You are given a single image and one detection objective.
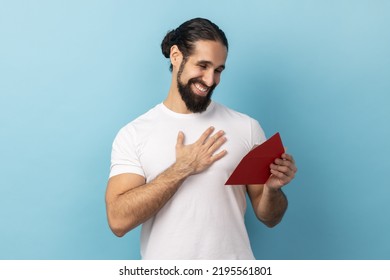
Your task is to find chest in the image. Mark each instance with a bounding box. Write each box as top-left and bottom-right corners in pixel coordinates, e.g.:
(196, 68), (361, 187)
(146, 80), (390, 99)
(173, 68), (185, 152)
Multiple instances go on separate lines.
(137, 120), (252, 182)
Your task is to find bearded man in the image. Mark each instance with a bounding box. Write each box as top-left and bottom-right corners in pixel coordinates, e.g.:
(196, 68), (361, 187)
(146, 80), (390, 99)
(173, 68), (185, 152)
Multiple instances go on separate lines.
(105, 18), (297, 259)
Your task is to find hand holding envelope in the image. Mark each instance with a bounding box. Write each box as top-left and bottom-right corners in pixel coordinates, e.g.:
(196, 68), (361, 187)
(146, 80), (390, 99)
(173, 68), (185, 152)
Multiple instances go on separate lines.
(225, 133), (288, 185)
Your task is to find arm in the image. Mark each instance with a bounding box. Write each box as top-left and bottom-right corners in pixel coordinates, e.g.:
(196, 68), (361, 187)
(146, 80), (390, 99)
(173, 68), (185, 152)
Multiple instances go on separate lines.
(105, 126), (227, 237)
(247, 153), (297, 228)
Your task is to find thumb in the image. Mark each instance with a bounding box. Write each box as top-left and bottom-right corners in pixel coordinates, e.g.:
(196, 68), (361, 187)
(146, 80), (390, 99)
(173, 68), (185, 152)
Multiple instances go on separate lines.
(176, 131), (184, 147)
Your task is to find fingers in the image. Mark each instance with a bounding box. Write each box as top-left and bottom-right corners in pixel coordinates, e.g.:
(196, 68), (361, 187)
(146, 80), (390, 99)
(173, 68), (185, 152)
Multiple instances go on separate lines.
(197, 126), (215, 144)
(208, 130), (226, 148)
(178, 127), (226, 151)
(270, 153), (297, 179)
(275, 154), (296, 169)
(281, 153), (295, 164)
(176, 127), (227, 175)
(197, 126), (226, 144)
(270, 164), (294, 178)
(210, 149), (228, 162)
(205, 131), (227, 165)
(195, 127), (228, 161)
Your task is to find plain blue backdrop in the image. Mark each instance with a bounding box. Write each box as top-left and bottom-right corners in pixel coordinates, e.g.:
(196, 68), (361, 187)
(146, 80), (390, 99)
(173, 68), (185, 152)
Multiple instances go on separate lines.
(1, 0), (389, 259)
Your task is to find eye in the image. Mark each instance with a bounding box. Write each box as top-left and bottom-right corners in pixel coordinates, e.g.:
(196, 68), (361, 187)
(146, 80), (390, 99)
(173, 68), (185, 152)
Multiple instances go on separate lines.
(199, 64), (207, 69)
(215, 68), (224, 74)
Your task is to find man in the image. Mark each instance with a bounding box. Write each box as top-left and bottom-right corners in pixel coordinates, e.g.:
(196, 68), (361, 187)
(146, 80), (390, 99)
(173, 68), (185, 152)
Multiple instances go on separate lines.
(105, 18), (297, 259)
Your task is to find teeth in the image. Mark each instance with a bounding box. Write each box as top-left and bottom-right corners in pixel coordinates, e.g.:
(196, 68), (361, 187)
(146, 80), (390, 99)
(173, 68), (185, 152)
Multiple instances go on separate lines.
(195, 83), (208, 92)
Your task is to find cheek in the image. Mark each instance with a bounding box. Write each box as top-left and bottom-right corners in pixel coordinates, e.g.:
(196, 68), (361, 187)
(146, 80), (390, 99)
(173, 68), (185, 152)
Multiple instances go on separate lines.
(183, 70), (203, 84)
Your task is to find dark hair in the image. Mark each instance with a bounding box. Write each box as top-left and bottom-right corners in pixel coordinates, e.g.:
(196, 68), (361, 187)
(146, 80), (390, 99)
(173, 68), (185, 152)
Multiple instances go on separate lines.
(161, 18), (229, 71)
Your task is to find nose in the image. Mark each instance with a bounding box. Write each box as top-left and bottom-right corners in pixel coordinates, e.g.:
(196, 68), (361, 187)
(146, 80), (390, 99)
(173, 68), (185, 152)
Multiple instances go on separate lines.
(203, 70), (217, 87)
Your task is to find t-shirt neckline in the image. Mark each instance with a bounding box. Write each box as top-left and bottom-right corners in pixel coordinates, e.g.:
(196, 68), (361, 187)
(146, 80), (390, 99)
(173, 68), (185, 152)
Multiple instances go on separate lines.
(159, 101), (215, 119)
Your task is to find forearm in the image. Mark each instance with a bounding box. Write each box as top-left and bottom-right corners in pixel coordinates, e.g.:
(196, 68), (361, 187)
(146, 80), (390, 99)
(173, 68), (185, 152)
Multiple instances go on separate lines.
(107, 162), (192, 236)
(255, 185), (288, 228)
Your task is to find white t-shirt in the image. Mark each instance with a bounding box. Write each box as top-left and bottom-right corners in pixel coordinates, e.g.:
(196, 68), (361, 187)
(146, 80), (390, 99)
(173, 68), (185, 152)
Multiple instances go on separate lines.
(110, 101), (266, 259)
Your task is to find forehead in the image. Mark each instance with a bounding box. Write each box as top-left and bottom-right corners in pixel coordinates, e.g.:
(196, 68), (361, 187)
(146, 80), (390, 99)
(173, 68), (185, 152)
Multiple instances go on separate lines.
(188, 40), (227, 66)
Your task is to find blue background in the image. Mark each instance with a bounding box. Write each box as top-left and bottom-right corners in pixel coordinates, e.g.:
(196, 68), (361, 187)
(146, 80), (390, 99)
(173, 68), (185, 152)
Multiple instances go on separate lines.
(1, 0), (389, 259)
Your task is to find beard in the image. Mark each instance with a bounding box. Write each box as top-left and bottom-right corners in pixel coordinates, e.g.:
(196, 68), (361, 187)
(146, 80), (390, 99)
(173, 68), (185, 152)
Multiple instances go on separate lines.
(177, 61), (216, 113)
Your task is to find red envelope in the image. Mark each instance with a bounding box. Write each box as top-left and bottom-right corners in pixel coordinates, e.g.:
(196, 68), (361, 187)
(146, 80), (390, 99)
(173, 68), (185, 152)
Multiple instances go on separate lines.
(225, 132), (284, 185)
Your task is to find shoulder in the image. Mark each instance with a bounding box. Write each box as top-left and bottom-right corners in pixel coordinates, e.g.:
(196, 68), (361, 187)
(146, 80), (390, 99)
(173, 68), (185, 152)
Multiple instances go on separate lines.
(114, 103), (163, 142)
(129, 103), (163, 126)
(121, 104), (162, 130)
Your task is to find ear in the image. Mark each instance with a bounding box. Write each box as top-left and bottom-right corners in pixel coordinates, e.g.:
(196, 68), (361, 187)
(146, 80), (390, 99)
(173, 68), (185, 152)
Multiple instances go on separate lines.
(170, 45), (183, 70)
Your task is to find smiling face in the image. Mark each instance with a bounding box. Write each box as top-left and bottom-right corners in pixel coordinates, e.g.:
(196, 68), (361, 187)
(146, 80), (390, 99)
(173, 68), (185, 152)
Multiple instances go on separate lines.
(176, 40), (227, 113)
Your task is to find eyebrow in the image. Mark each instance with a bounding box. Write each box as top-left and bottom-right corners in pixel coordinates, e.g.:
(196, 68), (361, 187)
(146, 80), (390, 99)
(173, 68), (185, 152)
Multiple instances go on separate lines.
(197, 60), (225, 70)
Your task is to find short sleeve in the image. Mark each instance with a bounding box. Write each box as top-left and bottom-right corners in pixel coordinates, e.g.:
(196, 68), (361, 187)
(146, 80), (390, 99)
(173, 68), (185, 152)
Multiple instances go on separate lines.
(109, 125), (145, 178)
(250, 118), (266, 147)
